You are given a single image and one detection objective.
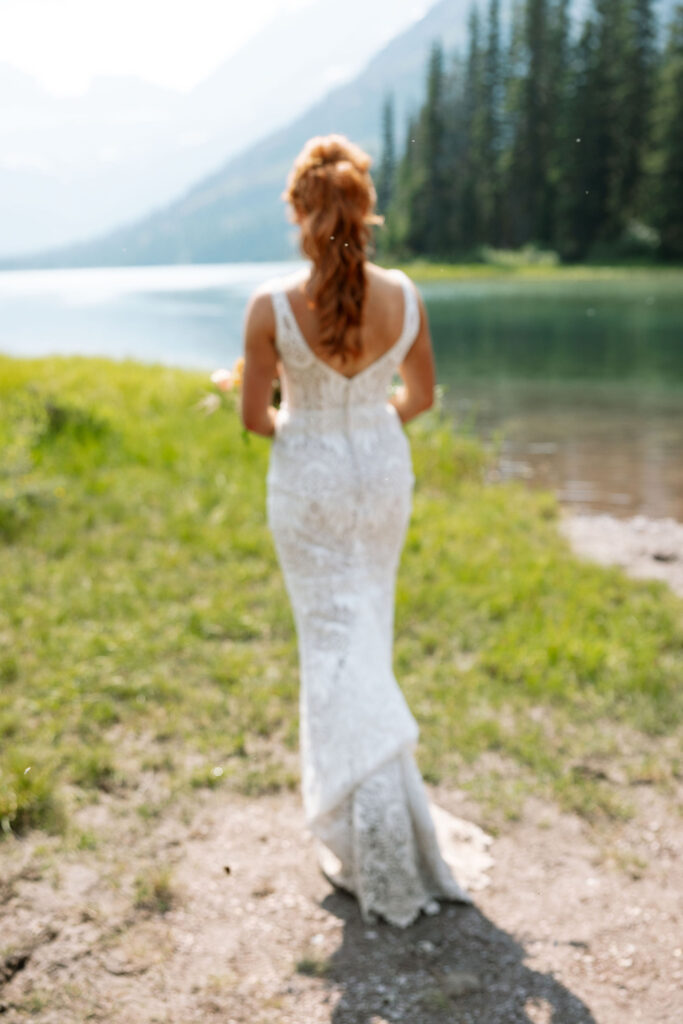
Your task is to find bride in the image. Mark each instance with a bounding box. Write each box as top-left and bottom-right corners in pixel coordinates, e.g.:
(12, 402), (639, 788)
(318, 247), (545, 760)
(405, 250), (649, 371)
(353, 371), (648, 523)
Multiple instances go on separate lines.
(240, 134), (471, 927)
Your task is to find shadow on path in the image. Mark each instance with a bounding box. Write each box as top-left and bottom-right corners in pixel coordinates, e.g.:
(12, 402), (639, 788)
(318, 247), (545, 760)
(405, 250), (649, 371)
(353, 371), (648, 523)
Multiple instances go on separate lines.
(313, 890), (597, 1024)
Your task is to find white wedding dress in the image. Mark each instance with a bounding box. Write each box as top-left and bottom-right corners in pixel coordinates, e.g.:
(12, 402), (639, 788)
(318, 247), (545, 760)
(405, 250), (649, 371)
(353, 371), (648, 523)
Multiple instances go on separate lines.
(266, 269), (471, 927)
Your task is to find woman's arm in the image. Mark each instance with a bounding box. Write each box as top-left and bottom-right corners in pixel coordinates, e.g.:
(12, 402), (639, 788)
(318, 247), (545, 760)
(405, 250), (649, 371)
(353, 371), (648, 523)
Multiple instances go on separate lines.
(389, 287), (436, 425)
(241, 289), (279, 437)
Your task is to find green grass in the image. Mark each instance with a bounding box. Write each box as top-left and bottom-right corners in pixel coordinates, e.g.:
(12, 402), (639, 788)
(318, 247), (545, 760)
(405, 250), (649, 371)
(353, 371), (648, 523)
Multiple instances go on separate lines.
(1, 354), (681, 836)
(390, 256), (683, 283)
(295, 955), (332, 978)
(133, 865), (176, 914)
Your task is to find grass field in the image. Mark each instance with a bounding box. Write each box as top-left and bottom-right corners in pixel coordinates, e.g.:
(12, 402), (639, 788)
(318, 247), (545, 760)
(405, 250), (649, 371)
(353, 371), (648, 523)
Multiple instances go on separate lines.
(392, 255), (683, 283)
(1, 355), (681, 841)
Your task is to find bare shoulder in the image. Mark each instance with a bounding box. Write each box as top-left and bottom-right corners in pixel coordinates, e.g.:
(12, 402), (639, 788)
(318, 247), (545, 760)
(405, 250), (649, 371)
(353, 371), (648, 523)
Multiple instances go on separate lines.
(246, 277), (280, 305)
(365, 262), (423, 311)
(243, 281), (279, 370)
(279, 267), (310, 295)
(364, 261), (406, 296)
(244, 279), (279, 333)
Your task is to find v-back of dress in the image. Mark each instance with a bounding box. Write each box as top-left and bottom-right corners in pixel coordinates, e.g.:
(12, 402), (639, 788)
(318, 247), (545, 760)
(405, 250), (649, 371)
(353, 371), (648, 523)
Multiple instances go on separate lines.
(266, 269), (470, 926)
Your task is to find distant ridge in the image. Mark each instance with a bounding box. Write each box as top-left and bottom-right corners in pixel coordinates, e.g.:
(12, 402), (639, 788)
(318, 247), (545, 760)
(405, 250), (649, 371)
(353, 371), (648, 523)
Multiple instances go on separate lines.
(0, 0), (470, 269)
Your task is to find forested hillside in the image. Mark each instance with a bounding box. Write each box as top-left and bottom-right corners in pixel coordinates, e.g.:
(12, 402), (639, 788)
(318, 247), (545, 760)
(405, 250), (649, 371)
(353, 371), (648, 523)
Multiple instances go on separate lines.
(379, 0), (683, 261)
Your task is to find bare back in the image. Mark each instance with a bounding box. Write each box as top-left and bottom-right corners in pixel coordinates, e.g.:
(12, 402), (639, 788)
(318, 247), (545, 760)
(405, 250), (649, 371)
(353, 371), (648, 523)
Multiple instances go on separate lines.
(283, 262), (411, 380)
(241, 262), (435, 434)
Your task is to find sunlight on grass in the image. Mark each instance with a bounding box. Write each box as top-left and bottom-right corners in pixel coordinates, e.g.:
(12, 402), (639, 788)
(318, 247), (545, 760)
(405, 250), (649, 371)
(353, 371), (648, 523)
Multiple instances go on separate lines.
(1, 354), (681, 837)
(393, 259), (683, 283)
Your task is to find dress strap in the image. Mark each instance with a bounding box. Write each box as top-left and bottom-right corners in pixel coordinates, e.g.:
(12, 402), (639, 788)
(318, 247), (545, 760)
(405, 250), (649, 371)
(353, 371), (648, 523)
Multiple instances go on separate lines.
(270, 283), (318, 367)
(270, 283), (306, 363)
(269, 285), (288, 357)
(391, 270), (421, 365)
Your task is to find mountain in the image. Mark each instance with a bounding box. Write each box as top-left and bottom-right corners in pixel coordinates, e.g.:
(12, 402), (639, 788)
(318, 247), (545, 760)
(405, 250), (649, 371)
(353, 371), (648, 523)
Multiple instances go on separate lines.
(0, 0), (428, 259)
(0, 66), (184, 257)
(1, 0), (471, 268)
(4, 0), (677, 269)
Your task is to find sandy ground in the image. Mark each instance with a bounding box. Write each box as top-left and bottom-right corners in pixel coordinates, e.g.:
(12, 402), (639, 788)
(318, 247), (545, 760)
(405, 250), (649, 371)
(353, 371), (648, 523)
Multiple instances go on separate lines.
(1, 770), (681, 1024)
(2, 508), (682, 1024)
(558, 511), (683, 598)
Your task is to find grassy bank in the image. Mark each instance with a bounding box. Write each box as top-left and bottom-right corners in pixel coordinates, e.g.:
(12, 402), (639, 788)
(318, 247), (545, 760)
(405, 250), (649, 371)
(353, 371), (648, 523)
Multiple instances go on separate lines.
(392, 257), (683, 283)
(1, 355), (681, 841)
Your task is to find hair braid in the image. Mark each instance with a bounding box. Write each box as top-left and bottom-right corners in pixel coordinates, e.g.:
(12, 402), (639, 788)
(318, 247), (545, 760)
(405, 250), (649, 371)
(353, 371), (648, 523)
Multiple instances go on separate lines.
(282, 135), (382, 362)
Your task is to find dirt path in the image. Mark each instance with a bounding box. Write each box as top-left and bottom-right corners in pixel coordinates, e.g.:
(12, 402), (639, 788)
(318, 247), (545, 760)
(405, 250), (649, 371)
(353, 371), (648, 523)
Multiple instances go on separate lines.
(1, 773), (681, 1023)
(2, 509), (682, 1023)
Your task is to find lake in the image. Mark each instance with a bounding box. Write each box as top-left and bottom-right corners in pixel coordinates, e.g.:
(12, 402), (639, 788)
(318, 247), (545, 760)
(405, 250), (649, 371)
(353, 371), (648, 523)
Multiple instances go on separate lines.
(1, 262), (682, 520)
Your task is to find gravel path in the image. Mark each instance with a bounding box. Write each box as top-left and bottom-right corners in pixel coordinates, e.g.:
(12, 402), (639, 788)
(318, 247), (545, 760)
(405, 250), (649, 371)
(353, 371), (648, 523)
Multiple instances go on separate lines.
(1, 776), (681, 1023)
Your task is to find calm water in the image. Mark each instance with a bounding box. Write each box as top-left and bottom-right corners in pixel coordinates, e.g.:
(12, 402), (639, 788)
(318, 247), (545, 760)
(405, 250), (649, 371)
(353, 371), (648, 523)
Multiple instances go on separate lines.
(1, 263), (682, 519)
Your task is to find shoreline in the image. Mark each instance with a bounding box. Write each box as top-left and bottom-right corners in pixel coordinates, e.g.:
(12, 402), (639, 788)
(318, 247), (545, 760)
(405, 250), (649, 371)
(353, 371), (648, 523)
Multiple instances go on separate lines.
(558, 508), (683, 598)
(395, 259), (683, 283)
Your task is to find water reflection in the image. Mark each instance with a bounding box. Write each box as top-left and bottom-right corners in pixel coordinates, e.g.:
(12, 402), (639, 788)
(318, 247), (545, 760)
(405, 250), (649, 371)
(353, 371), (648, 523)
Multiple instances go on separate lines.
(427, 276), (683, 520)
(426, 275), (683, 383)
(446, 380), (682, 519)
(0, 265), (681, 520)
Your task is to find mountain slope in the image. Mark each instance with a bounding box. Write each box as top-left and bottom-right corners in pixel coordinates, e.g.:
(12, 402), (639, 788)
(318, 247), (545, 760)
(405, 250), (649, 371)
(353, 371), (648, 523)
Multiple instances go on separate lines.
(0, 0), (428, 259)
(0, 67), (181, 257)
(2, 0), (470, 268)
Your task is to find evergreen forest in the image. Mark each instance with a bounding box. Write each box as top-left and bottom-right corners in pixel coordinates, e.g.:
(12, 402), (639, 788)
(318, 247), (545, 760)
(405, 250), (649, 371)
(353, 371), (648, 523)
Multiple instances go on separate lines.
(376, 0), (683, 262)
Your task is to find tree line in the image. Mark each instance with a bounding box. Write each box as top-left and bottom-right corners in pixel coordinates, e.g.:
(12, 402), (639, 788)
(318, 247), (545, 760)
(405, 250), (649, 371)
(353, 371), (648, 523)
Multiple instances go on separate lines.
(376, 0), (683, 262)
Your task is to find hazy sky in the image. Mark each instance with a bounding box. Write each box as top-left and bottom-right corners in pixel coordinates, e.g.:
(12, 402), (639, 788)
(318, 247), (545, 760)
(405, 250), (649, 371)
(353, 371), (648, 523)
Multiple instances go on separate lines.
(0, 0), (339, 95)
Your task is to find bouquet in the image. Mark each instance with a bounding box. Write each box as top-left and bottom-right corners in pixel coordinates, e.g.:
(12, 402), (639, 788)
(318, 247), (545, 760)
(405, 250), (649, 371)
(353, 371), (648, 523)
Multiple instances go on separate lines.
(210, 356), (245, 395)
(196, 356), (281, 434)
(195, 357), (245, 416)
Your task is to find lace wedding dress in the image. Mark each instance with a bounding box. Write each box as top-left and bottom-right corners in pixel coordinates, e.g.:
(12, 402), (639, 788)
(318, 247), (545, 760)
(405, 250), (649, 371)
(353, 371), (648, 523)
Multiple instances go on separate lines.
(266, 269), (471, 927)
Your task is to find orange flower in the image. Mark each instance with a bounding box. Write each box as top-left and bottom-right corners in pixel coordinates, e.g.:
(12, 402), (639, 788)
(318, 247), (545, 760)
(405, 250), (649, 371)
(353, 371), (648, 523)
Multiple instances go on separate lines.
(210, 355), (244, 393)
(232, 356), (245, 390)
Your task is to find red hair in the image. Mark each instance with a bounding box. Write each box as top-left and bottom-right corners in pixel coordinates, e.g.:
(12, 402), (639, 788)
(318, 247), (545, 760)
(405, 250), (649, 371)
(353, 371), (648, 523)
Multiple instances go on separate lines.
(283, 134), (382, 363)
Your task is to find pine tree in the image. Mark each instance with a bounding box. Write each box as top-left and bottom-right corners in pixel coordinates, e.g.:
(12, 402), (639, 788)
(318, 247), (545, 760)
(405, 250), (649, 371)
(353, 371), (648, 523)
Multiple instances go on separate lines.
(440, 52), (471, 252)
(503, 0), (555, 245)
(460, 5), (486, 249)
(384, 115), (420, 257)
(481, 0), (504, 244)
(650, 4), (683, 257)
(383, 0), (673, 262)
(499, 0), (526, 247)
(587, 0), (652, 247)
(554, 15), (601, 258)
(613, 0), (658, 232)
(421, 42), (450, 254)
(557, 0), (631, 254)
(546, 0), (573, 247)
(376, 94), (397, 215)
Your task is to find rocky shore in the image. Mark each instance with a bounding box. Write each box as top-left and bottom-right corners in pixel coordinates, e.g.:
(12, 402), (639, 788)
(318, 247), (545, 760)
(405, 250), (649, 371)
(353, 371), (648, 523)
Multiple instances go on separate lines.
(558, 511), (683, 598)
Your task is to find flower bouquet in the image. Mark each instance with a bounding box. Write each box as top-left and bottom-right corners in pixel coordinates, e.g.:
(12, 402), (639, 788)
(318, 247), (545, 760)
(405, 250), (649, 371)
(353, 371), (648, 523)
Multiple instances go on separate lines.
(196, 356), (281, 438)
(195, 356), (244, 416)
